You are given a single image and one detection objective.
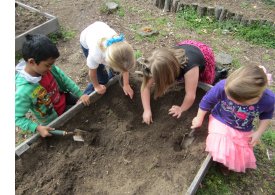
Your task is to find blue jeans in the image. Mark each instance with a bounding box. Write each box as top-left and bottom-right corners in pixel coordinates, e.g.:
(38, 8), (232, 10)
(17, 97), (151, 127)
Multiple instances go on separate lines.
(81, 45), (114, 95)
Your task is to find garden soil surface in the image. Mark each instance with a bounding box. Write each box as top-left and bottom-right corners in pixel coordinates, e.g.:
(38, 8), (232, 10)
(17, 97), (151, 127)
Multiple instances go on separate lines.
(15, 0), (275, 194)
(16, 78), (209, 194)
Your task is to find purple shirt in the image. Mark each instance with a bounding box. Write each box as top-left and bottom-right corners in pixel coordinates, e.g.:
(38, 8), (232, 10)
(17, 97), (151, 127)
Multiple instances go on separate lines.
(199, 80), (275, 132)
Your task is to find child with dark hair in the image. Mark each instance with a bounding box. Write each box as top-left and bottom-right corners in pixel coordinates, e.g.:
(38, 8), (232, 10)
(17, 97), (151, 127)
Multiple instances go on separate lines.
(15, 34), (90, 137)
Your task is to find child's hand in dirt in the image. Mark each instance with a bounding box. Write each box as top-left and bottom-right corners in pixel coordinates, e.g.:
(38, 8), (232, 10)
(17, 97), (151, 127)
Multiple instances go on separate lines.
(123, 84), (134, 99)
(249, 131), (262, 147)
(191, 117), (203, 129)
(142, 110), (153, 125)
(168, 105), (183, 118)
(36, 125), (54, 137)
(78, 94), (90, 106)
(94, 84), (106, 94)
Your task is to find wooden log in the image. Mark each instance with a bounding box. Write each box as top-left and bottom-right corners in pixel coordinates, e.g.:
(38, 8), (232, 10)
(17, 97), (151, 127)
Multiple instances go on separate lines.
(153, 0), (159, 7)
(240, 17), (248, 26)
(171, 0), (179, 12)
(163, 0), (172, 12)
(190, 3), (198, 11)
(265, 20), (273, 26)
(206, 6), (215, 16)
(219, 8), (227, 22)
(233, 13), (243, 23)
(176, 2), (184, 12)
(226, 10), (235, 20)
(158, 0), (165, 9)
(214, 6), (223, 20)
(248, 18), (259, 26)
(259, 19), (267, 26)
(197, 5), (207, 17)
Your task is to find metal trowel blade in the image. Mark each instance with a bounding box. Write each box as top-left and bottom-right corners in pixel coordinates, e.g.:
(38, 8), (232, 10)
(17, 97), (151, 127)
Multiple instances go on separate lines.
(73, 135), (84, 142)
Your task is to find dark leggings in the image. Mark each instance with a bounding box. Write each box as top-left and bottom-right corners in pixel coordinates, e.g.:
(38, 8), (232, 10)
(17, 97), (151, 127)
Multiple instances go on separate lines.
(65, 92), (78, 111)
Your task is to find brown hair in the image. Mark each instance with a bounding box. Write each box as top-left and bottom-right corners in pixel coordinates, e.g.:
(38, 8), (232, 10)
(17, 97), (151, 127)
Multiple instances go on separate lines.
(225, 64), (267, 102)
(141, 47), (188, 99)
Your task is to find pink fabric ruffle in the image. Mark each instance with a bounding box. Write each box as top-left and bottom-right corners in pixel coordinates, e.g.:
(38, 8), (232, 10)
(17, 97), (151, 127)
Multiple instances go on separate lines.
(206, 115), (257, 172)
(177, 40), (215, 84)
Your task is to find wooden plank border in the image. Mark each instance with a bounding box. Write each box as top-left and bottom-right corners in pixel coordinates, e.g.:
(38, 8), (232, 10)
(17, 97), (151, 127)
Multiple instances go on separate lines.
(15, 76), (119, 157)
(15, 1), (60, 52)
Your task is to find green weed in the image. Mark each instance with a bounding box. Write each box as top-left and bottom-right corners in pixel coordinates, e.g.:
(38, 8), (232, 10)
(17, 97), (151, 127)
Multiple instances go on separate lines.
(134, 49), (142, 59)
(48, 27), (76, 43)
(261, 129), (275, 148)
(117, 6), (125, 17)
(15, 53), (23, 64)
(175, 8), (275, 48)
(262, 0), (275, 6)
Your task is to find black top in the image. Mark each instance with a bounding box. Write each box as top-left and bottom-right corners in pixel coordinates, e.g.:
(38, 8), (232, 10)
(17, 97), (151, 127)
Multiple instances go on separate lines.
(175, 44), (205, 80)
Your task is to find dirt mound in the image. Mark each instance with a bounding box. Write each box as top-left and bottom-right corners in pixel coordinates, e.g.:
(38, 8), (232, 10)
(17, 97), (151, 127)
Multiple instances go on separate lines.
(16, 77), (209, 194)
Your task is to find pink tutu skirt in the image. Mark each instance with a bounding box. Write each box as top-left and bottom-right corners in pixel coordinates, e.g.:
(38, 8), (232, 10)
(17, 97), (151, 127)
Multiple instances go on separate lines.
(206, 115), (257, 172)
(177, 40), (215, 84)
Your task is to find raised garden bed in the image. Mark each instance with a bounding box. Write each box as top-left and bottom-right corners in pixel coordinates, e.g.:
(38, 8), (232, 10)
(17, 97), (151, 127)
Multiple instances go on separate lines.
(15, 76), (212, 194)
(15, 1), (60, 52)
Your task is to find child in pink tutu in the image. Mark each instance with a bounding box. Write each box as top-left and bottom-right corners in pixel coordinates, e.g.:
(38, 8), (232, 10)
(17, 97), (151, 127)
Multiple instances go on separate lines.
(140, 40), (216, 124)
(191, 64), (275, 173)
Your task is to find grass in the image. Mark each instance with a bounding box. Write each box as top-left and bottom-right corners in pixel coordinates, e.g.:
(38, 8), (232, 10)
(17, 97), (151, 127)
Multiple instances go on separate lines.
(262, 0), (275, 6)
(48, 26), (76, 44)
(134, 49), (143, 59)
(175, 7), (275, 48)
(197, 126), (275, 194)
(99, 0), (124, 17)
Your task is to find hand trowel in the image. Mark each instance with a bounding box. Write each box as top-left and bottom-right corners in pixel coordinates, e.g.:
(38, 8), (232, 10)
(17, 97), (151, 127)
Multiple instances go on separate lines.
(49, 129), (89, 142)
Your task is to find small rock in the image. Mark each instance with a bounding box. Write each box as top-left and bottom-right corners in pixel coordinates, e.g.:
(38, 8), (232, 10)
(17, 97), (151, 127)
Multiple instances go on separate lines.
(106, 2), (118, 11)
(215, 52), (233, 65)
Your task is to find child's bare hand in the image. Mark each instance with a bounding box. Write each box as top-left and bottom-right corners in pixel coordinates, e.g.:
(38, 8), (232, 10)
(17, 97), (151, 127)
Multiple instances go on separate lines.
(78, 94), (90, 106)
(249, 131), (262, 147)
(36, 125), (54, 137)
(191, 117), (203, 129)
(142, 110), (153, 125)
(94, 84), (106, 94)
(168, 105), (183, 118)
(123, 84), (134, 99)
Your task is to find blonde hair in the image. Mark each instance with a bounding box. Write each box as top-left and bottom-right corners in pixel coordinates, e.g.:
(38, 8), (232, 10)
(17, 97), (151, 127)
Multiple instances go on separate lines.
(142, 47), (188, 99)
(225, 64), (267, 102)
(105, 41), (135, 72)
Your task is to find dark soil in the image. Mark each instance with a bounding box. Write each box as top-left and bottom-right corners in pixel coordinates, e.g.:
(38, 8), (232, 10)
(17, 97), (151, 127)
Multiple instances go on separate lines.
(15, 0), (275, 194)
(15, 4), (48, 36)
(16, 77), (209, 194)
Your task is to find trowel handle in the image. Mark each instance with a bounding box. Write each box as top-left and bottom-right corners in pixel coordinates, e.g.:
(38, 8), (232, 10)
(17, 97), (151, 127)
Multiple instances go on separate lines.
(49, 130), (67, 136)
